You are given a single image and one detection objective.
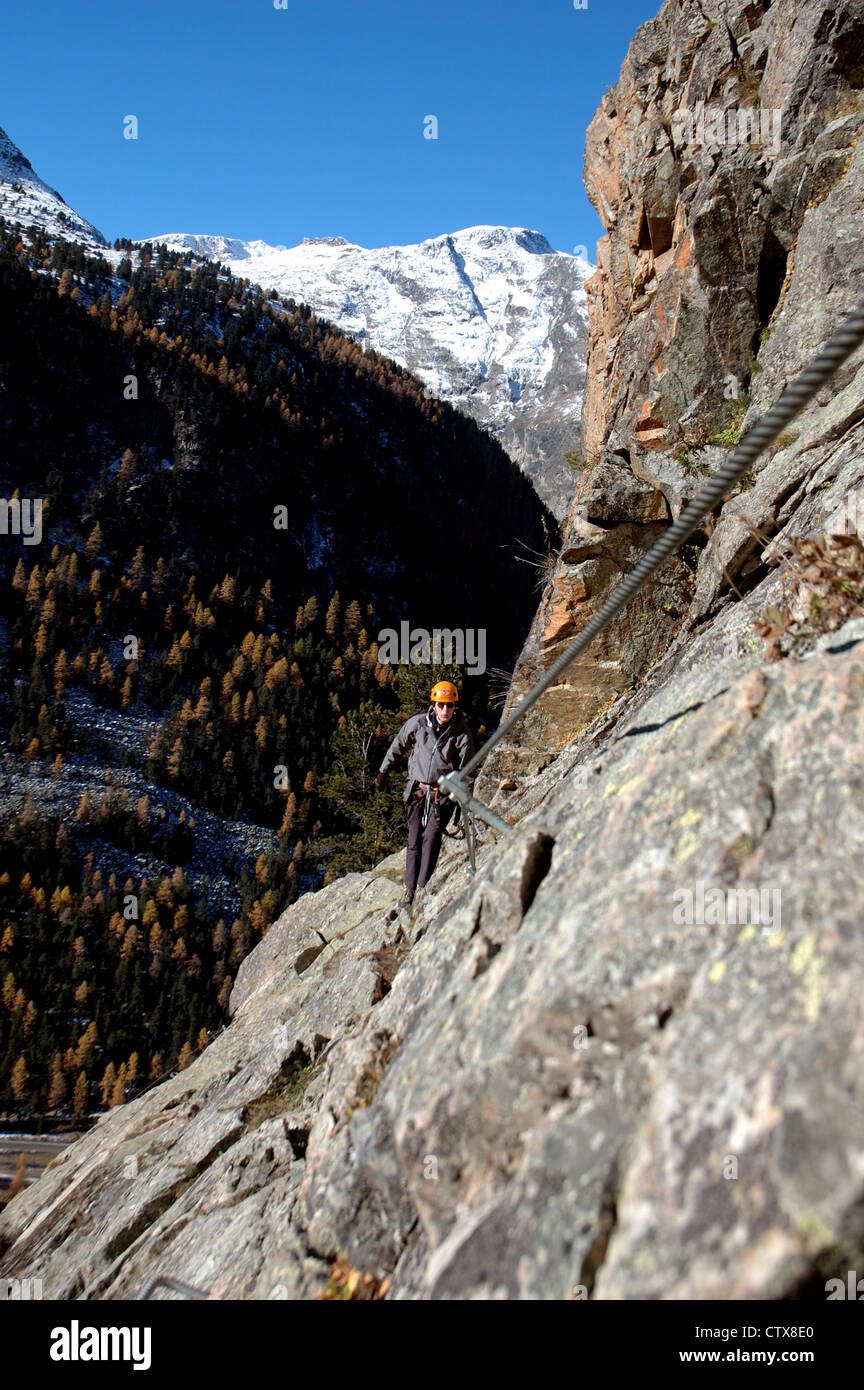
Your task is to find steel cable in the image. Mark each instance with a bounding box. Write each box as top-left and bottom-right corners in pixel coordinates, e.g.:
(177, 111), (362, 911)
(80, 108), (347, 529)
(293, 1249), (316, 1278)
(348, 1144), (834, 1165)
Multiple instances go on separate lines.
(441, 296), (864, 829)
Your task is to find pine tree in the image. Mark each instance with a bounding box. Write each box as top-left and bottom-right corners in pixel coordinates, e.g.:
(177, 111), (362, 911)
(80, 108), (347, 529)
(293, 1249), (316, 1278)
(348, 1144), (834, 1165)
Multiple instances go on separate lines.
(325, 591), (341, 640)
(344, 599), (362, 636)
(84, 522), (104, 566)
(151, 557), (168, 597)
(100, 1062), (117, 1107)
(10, 1055), (28, 1103)
(52, 650), (69, 700)
(48, 1058), (67, 1110)
(25, 564), (42, 611)
(110, 1063), (127, 1108)
(121, 924), (139, 960)
(11, 557), (27, 593)
(218, 574), (236, 605)
(73, 1071), (89, 1120)
(128, 545), (147, 590)
(278, 792), (297, 839)
(117, 450), (138, 488)
(74, 1021), (98, 1071)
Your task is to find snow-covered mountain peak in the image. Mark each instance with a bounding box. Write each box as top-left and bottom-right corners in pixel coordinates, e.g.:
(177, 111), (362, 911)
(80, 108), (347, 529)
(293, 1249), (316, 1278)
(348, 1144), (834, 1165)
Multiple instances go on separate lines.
(0, 125), (105, 248)
(446, 224), (555, 257)
(0, 120), (591, 519)
(148, 223), (592, 516)
(297, 235), (352, 248)
(0, 127), (37, 182)
(153, 232), (293, 263)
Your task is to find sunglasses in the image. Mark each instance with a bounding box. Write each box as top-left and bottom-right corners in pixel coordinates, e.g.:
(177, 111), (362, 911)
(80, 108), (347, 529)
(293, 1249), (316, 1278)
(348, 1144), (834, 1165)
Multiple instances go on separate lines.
(434, 700), (455, 707)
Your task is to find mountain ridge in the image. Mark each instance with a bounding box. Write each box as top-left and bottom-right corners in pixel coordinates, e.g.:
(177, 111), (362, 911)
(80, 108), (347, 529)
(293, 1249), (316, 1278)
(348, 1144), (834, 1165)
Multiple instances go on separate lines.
(0, 124), (106, 249)
(0, 118), (590, 520)
(146, 223), (592, 518)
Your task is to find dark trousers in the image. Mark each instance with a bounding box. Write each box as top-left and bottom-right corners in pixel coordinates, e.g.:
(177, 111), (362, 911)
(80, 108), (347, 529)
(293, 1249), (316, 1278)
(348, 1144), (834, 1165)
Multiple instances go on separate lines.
(404, 791), (455, 893)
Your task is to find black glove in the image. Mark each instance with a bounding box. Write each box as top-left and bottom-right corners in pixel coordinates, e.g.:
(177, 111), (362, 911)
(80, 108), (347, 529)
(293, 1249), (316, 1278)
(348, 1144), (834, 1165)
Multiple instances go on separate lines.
(375, 770), (387, 790)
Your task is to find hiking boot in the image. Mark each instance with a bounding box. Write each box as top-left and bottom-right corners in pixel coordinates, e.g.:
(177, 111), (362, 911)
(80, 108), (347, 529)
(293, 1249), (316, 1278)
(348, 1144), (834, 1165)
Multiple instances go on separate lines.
(397, 889), (415, 913)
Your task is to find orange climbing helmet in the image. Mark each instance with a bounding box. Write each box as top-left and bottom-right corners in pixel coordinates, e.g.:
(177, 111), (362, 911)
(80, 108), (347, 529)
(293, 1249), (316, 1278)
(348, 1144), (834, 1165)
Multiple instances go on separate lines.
(430, 680), (458, 705)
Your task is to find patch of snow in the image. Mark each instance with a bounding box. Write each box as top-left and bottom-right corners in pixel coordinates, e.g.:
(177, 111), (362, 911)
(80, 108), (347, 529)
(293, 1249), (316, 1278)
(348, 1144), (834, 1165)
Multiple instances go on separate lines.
(0, 125), (106, 249)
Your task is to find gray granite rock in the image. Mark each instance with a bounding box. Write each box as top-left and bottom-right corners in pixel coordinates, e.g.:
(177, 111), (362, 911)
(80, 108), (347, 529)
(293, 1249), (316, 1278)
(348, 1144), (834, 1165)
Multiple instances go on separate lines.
(2, 0), (864, 1302)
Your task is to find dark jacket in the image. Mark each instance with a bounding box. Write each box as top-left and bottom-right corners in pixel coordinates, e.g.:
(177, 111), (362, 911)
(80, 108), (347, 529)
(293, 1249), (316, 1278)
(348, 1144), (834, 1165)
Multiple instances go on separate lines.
(379, 706), (475, 803)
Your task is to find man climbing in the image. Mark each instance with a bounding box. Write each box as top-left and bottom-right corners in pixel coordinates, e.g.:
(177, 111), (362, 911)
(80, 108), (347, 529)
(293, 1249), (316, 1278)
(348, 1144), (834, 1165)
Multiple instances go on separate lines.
(375, 681), (475, 912)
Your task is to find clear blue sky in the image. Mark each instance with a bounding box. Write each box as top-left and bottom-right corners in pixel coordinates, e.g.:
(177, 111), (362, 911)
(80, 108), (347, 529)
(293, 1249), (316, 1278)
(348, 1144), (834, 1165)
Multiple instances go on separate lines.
(1, 0), (660, 256)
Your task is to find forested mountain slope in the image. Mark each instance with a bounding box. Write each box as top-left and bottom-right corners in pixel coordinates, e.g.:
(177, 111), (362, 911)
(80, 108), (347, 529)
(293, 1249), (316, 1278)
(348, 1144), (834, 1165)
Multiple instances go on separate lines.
(0, 216), (551, 1116)
(149, 225), (591, 520)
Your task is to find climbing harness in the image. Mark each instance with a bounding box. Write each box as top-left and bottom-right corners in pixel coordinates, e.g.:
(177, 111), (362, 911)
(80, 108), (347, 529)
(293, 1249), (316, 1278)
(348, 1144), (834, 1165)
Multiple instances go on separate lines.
(416, 777), (479, 875)
(415, 781), (441, 828)
(440, 295), (864, 835)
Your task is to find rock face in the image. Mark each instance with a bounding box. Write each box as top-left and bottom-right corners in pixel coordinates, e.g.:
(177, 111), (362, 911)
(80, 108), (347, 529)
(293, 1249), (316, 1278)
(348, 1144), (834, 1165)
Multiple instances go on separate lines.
(481, 0), (864, 776)
(149, 227), (591, 520)
(581, 0), (864, 463)
(3, 608), (863, 1300)
(3, 0), (864, 1300)
(474, 453), (692, 784)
